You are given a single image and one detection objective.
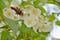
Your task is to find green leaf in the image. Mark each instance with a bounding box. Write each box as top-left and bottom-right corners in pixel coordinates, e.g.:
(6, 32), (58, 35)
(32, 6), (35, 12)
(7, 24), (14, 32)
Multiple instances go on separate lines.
(1, 30), (9, 40)
(0, 0), (6, 10)
(7, 35), (12, 40)
(6, 0), (12, 3)
(4, 16), (18, 35)
(0, 0), (6, 17)
(37, 6), (46, 13)
(33, 0), (40, 5)
(32, 32), (49, 40)
(56, 20), (60, 26)
(48, 14), (55, 22)
(17, 21), (36, 40)
(20, 1), (30, 7)
(17, 21), (49, 40)
(33, 0), (47, 6)
(48, 0), (60, 7)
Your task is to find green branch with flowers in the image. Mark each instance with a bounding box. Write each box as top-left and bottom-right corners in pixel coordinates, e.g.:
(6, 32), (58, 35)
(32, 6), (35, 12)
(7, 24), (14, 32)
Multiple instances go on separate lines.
(0, 0), (60, 40)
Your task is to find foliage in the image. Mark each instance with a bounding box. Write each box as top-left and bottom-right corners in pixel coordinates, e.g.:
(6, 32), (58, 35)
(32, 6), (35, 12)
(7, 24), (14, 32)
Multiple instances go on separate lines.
(0, 0), (60, 40)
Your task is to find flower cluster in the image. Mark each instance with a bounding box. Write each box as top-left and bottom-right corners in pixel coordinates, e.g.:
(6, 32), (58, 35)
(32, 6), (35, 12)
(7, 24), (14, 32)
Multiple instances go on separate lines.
(23, 5), (52, 32)
(3, 3), (52, 32)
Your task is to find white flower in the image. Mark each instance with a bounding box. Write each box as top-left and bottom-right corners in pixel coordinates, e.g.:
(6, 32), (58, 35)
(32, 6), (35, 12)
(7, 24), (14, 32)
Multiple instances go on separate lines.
(33, 21), (43, 32)
(3, 8), (20, 21)
(0, 21), (5, 27)
(30, 8), (41, 18)
(24, 5), (41, 18)
(24, 16), (36, 27)
(3, 8), (16, 18)
(33, 15), (45, 32)
(33, 18), (52, 32)
(39, 22), (52, 32)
